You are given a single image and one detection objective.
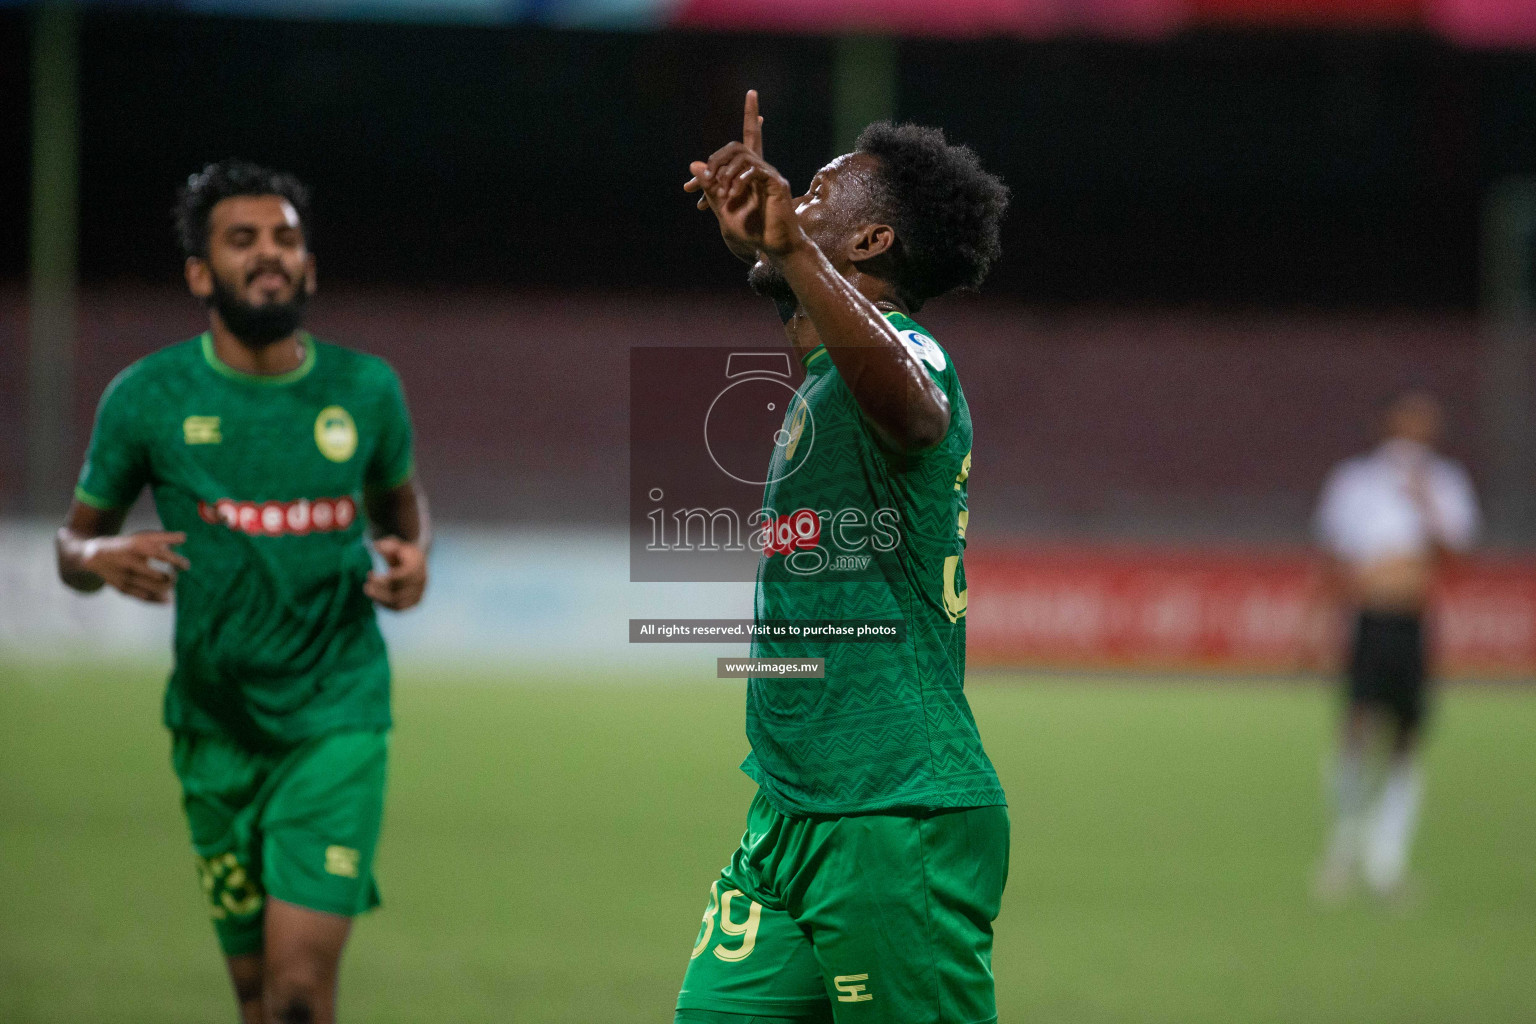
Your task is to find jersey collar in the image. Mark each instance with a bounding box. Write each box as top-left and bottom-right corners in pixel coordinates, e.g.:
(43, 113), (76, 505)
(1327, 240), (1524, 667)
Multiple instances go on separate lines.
(201, 332), (316, 386)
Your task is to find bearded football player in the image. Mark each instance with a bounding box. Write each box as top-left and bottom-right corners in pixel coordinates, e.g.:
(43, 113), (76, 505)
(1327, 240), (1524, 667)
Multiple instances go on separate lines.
(56, 159), (429, 1024)
(675, 93), (1011, 1024)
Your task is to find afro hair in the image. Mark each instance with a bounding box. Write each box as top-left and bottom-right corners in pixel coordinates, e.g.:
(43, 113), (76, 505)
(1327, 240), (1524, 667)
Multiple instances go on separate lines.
(854, 122), (1009, 312)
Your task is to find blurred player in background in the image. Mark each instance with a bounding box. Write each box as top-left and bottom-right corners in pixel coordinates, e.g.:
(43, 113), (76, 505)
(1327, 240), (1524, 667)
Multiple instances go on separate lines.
(1309, 391), (1479, 902)
(676, 93), (1010, 1023)
(54, 160), (429, 1024)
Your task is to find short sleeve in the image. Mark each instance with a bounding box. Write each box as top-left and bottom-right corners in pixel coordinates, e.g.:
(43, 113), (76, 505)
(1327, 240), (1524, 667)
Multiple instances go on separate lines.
(366, 363), (414, 490)
(75, 370), (149, 510)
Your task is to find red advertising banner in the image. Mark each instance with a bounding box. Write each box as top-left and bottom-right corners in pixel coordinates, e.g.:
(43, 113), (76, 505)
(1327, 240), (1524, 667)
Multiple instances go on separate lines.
(967, 545), (1536, 679)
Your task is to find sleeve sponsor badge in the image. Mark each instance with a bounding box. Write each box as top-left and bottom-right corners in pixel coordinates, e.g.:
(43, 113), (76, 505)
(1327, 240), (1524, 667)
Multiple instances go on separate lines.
(898, 330), (947, 372)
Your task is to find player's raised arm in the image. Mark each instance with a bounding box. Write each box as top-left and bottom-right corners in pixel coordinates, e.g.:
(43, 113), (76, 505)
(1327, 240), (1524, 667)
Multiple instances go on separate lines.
(57, 501), (189, 603)
(687, 92), (954, 451)
(769, 211), (951, 452)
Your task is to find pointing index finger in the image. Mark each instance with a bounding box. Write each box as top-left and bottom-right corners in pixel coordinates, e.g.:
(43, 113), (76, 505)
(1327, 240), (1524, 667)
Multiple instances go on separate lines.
(743, 89), (762, 155)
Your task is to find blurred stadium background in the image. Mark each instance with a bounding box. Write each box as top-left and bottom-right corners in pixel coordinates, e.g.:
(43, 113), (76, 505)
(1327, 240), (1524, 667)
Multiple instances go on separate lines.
(2, 1), (1534, 1021)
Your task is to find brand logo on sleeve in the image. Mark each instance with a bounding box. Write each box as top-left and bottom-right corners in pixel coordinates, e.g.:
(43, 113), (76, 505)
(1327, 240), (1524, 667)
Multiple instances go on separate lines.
(198, 496), (357, 536)
(314, 406), (357, 462)
(833, 975), (874, 1002)
(183, 416), (222, 445)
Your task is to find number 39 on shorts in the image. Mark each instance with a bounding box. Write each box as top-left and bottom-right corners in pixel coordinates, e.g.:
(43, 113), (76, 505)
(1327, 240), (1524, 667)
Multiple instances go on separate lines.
(690, 880), (762, 962)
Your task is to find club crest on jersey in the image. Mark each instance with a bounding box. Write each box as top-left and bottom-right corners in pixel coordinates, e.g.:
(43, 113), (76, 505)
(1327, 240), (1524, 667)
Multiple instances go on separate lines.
(898, 330), (946, 372)
(198, 496), (357, 536)
(314, 406), (357, 463)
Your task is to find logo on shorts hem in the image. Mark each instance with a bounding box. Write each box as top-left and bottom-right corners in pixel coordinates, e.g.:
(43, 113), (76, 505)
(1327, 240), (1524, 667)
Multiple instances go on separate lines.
(325, 845), (360, 878)
(834, 974), (873, 1003)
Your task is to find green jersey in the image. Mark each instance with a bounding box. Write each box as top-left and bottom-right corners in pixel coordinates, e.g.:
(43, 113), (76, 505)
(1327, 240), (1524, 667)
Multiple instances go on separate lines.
(744, 311), (1005, 816)
(76, 333), (414, 750)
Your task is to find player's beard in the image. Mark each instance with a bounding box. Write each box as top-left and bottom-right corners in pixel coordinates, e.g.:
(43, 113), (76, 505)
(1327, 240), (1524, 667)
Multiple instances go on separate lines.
(208, 270), (309, 348)
(748, 259), (799, 325)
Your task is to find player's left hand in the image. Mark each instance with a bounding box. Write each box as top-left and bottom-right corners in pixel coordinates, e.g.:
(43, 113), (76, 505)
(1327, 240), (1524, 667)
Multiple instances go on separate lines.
(686, 91), (807, 260)
(365, 536), (427, 611)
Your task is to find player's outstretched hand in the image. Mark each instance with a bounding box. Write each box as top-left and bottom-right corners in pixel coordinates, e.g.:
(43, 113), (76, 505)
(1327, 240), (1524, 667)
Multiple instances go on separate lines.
(81, 530), (189, 604)
(685, 88), (763, 214)
(685, 90), (805, 262)
(365, 536), (427, 612)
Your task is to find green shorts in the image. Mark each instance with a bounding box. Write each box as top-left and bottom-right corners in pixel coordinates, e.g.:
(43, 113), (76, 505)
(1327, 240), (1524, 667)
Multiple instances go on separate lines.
(675, 790), (1010, 1024)
(172, 728), (388, 957)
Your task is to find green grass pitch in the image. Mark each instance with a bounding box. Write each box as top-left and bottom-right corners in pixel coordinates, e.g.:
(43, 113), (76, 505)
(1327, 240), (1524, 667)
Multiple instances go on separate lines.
(2, 663), (1533, 1023)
